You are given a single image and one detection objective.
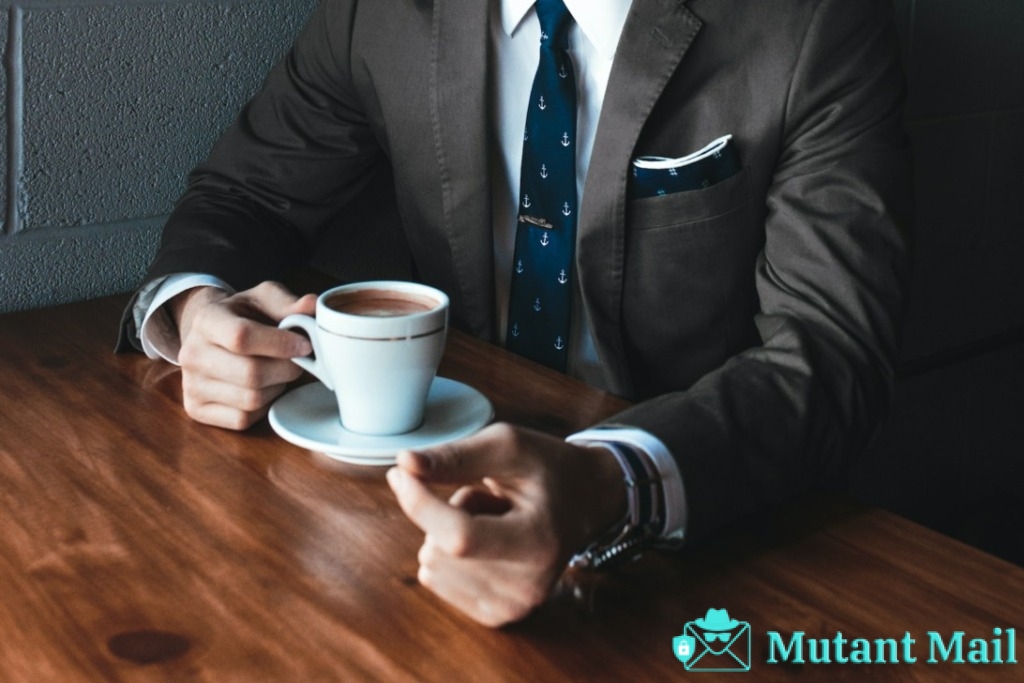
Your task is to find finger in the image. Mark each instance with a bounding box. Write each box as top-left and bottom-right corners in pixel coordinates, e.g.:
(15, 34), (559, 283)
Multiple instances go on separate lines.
(183, 374), (291, 415)
(181, 396), (272, 431)
(415, 532), (532, 565)
(448, 485), (512, 516)
(389, 467), (520, 557)
(389, 469), (526, 559)
(415, 546), (542, 628)
(286, 293), (318, 316)
(396, 423), (540, 484)
(181, 343), (304, 389)
(201, 309), (312, 359)
(237, 281), (309, 322)
(387, 466), (471, 540)
(416, 558), (509, 627)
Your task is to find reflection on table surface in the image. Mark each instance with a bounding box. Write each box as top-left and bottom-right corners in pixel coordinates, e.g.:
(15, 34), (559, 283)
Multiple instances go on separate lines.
(0, 294), (1021, 681)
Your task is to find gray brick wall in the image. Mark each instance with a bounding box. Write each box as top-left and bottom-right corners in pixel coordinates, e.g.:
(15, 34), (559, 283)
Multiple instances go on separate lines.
(0, 0), (315, 312)
(2, 9), (9, 235)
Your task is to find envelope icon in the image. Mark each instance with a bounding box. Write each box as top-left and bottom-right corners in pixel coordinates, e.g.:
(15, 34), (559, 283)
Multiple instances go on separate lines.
(682, 617), (751, 672)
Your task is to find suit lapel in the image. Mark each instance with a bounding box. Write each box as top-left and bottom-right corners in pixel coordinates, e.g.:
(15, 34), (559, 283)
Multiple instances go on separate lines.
(431, 0), (495, 339)
(577, 0), (702, 396)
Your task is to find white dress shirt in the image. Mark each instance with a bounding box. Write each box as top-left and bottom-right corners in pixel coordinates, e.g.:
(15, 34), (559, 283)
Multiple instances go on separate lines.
(135, 0), (686, 545)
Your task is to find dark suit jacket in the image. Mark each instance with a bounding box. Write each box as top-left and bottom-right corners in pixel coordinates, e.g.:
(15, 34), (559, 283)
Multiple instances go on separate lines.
(127, 0), (913, 541)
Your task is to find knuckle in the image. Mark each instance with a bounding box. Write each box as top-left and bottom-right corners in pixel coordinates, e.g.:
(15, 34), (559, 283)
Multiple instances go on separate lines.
(281, 359), (305, 380)
(441, 522), (474, 558)
(417, 543), (433, 567)
(429, 441), (464, 474)
(240, 415), (259, 430)
(416, 565), (433, 588)
(477, 600), (519, 628)
(444, 535), (470, 559)
(225, 410), (254, 431)
(490, 422), (518, 444)
(182, 395), (202, 420)
(477, 607), (506, 629)
(239, 388), (266, 412)
(178, 342), (199, 369)
(223, 320), (252, 353)
(236, 360), (265, 389)
(253, 280), (283, 296)
(491, 422), (526, 456)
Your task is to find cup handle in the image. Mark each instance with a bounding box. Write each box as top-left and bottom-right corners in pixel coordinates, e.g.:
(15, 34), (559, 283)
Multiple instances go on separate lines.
(278, 314), (334, 391)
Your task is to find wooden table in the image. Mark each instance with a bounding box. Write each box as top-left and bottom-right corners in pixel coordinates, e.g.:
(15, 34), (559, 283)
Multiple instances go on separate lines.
(1, 294), (1021, 682)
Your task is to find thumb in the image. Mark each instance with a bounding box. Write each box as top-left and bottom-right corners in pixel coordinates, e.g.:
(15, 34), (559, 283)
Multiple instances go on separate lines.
(286, 293), (318, 317)
(397, 423), (536, 484)
(239, 281), (309, 323)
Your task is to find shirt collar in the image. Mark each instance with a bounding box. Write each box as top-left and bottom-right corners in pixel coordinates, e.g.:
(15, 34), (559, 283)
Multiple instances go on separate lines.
(501, 0), (632, 59)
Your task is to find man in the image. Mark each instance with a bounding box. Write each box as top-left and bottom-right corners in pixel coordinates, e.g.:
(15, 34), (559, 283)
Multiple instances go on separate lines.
(121, 0), (912, 627)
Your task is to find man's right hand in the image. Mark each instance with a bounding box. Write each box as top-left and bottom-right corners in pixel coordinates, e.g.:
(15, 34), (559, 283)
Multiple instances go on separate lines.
(171, 281), (317, 430)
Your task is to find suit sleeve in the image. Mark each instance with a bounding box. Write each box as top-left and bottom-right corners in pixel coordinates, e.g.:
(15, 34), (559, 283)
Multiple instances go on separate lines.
(611, 0), (914, 541)
(142, 0), (381, 290)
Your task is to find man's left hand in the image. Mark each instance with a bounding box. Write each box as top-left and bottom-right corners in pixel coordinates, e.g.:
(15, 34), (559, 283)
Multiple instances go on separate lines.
(386, 423), (626, 627)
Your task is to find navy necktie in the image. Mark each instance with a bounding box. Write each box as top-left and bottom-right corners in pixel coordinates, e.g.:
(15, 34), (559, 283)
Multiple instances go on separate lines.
(505, 0), (576, 372)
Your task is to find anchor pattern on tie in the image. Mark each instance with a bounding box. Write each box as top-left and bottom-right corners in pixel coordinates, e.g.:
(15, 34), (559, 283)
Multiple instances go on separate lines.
(506, 0), (576, 371)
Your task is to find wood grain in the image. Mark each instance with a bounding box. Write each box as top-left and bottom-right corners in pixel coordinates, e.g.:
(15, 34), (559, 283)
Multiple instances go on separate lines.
(0, 295), (1021, 682)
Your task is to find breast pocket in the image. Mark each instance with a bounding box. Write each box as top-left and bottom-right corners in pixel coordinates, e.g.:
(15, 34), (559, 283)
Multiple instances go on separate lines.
(622, 167), (763, 395)
(628, 166), (754, 231)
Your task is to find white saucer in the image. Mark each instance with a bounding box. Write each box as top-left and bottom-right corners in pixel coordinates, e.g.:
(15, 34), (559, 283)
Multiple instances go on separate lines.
(268, 377), (493, 465)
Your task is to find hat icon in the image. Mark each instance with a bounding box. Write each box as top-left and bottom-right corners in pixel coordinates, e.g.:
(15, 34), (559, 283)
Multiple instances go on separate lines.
(680, 608), (751, 671)
(694, 608), (740, 632)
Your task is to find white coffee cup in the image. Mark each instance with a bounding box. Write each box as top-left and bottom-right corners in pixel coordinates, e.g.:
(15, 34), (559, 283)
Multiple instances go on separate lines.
(278, 281), (449, 436)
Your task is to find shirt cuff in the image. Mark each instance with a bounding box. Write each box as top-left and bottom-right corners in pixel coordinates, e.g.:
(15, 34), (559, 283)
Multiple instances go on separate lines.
(136, 273), (233, 364)
(567, 426), (687, 547)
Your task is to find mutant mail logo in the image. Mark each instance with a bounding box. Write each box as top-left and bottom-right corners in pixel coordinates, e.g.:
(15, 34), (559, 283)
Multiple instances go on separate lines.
(673, 608), (751, 672)
(673, 608), (1019, 672)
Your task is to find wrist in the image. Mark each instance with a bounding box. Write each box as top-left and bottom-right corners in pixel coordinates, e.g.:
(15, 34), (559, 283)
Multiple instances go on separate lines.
(169, 286), (223, 340)
(564, 443), (628, 557)
(569, 442), (662, 571)
(589, 443), (630, 539)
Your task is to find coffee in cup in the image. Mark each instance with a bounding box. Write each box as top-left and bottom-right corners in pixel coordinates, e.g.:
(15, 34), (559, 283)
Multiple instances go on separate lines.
(322, 288), (438, 317)
(278, 281), (449, 436)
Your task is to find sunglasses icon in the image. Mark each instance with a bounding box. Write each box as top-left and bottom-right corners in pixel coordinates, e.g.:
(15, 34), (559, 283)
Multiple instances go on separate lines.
(679, 609), (751, 672)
